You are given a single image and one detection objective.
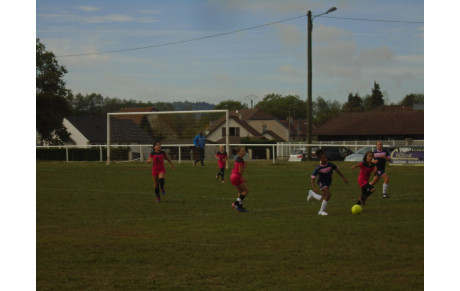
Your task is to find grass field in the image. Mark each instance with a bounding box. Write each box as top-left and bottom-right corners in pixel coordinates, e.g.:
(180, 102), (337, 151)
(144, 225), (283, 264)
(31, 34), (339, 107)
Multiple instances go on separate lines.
(37, 160), (424, 290)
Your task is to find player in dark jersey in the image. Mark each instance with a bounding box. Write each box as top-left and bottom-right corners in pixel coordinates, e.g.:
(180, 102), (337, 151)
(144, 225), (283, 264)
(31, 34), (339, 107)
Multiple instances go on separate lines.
(372, 141), (391, 198)
(215, 145), (228, 183)
(307, 148), (348, 216)
(350, 151), (379, 206)
(230, 146), (249, 212)
(147, 141), (175, 203)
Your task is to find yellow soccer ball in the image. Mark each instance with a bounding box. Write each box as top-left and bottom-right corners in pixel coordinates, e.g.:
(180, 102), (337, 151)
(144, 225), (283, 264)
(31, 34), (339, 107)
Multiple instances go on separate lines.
(351, 204), (362, 215)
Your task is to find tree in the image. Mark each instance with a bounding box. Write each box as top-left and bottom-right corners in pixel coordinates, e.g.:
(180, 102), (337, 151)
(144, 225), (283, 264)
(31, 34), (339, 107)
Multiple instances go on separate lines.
(255, 94), (306, 120)
(342, 93), (364, 112)
(68, 93), (105, 116)
(215, 100), (248, 111)
(364, 81), (385, 111)
(313, 96), (342, 125)
(36, 38), (72, 144)
(399, 93), (424, 106)
(154, 102), (174, 111)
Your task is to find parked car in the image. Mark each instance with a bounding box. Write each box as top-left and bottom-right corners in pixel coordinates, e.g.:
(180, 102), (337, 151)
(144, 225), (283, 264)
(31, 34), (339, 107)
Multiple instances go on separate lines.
(344, 147), (374, 162)
(344, 146), (396, 162)
(288, 148), (307, 162)
(312, 146), (352, 161)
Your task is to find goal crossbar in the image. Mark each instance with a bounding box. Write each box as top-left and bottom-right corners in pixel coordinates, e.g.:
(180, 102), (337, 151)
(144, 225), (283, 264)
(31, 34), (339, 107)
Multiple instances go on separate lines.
(106, 109), (229, 165)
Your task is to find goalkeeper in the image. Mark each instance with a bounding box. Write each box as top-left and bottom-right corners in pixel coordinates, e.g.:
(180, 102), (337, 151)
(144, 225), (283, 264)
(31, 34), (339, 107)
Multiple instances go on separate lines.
(193, 131), (206, 166)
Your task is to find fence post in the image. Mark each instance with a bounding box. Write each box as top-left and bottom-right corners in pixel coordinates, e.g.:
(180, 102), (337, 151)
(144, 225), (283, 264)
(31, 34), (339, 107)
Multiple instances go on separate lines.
(179, 145), (182, 164)
(100, 146), (103, 162)
(66, 147), (69, 162)
(272, 145), (275, 164)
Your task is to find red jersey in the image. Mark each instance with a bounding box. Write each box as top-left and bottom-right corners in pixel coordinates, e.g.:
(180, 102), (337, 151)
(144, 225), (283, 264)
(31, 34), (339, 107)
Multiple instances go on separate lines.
(357, 162), (376, 188)
(149, 150), (166, 175)
(231, 156), (245, 176)
(215, 151), (228, 169)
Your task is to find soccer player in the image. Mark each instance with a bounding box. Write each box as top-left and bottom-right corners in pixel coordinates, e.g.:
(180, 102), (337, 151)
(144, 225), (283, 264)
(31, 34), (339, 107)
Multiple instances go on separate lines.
(147, 141), (175, 203)
(215, 145), (228, 183)
(307, 148), (348, 216)
(372, 140), (392, 198)
(350, 151), (379, 206)
(231, 146), (249, 213)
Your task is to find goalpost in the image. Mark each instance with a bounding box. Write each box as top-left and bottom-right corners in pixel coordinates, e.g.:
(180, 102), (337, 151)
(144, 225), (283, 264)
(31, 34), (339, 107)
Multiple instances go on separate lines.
(106, 110), (229, 165)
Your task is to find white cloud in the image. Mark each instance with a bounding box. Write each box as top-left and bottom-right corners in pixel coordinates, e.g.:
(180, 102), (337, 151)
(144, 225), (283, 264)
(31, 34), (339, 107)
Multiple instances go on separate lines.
(215, 73), (232, 83)
(86, 14), (134, 23)
(139, 9), (162, 14)
(78, 6), (100, 12)
(279, 64), (301, 76)
(276, 23), (302, 47)
(358, 46), (395, 66)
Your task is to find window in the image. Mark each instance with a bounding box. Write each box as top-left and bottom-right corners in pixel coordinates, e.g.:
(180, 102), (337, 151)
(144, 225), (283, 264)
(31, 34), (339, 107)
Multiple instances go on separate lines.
(222, 127), (240, 137)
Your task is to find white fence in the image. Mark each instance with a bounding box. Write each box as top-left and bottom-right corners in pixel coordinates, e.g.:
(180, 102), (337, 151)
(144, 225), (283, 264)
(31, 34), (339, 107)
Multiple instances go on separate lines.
(276, 140), (424, 159)
(37, 140), (424, 163)
(36, 144), (278, 164)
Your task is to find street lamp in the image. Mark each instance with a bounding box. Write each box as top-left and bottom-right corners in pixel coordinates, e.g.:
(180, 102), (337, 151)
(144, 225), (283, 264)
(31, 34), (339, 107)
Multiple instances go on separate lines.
(306, 7), (337, 160)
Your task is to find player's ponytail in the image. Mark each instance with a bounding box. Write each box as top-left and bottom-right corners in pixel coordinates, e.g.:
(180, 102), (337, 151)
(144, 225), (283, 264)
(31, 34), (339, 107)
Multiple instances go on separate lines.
(363, 151), (374, 166)
(315, 148), (325, 159)
(232, 146), (241, 155)
(232, 146), (246, 156)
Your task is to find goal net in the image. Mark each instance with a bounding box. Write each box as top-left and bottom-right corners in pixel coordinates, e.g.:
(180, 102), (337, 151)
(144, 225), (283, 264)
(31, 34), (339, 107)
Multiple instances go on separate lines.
(106, 110), (229, 165)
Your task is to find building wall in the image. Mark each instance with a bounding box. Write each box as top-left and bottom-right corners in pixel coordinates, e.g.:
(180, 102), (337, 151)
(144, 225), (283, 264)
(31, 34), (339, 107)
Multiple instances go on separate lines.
(247, 120), (288, 141)
(206, 119), (255, 143)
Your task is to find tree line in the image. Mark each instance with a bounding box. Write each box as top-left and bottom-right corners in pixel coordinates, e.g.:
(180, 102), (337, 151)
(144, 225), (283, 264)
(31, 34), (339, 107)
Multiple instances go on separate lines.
(37, 38), (423, 145)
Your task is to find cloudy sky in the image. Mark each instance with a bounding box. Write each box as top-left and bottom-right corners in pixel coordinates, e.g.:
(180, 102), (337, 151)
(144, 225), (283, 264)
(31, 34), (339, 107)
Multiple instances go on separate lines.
(36, 0), (424, 106)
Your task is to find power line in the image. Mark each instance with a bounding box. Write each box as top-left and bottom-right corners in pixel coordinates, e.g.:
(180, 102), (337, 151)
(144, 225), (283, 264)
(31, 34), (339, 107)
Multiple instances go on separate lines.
(56, 14), (423, 58)
(319, 15), (423, 24)
(56, 15), (306, 58)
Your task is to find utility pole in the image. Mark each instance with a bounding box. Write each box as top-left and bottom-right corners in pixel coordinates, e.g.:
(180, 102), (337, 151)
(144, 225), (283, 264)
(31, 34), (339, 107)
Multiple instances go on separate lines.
(306, 7), (337, 160)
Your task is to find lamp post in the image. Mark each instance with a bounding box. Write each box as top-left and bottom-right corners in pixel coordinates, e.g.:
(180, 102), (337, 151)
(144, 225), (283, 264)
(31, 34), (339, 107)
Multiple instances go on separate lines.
(306, 7), (337, 160)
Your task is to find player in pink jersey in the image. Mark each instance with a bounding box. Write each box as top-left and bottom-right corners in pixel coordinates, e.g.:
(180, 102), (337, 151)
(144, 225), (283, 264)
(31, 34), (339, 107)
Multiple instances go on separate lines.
(214, 145), (228, 183)
(147, 141), (175, 203)
(230, 146), (249, 212)
(350, 151), (379, 206)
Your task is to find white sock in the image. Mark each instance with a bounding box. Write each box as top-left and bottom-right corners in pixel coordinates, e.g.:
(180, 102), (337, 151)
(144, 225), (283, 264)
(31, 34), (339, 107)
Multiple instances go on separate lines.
(320, 200), (328, 212)
(311, 190), (322, 200)
(383, 183), (388, 194)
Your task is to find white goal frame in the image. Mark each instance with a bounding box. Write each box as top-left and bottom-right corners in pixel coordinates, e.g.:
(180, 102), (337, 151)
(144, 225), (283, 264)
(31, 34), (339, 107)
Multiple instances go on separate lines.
(106, 109), (229, 165)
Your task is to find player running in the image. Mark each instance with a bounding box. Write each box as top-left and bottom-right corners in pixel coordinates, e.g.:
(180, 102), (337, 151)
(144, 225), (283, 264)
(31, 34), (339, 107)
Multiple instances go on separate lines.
(231, 146), (249, 213)
(307, 148), (348, 216)
(372, 140), (392, 198)
(147, 141), (175, 203)
(215, 145), (228, 183)
(350, 151), (379, 206)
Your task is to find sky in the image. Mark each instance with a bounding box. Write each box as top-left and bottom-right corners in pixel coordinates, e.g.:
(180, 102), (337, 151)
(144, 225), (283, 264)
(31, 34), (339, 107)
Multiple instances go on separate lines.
(35, 0), (424, 106)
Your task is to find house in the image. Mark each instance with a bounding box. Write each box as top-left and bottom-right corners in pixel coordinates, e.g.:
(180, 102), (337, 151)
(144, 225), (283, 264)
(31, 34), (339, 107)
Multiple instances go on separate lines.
(64, 116), (153, 145)
(279, 119), (308, 141)
(206, 108), (289, 143)
(313, 105), (424, 141)
(63, 117), (106, 145)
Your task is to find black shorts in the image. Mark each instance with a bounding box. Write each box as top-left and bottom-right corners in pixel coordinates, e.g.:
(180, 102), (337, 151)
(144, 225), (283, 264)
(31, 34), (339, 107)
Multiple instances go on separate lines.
(361, 183), (374, 195)
(376, 169), (387, 178)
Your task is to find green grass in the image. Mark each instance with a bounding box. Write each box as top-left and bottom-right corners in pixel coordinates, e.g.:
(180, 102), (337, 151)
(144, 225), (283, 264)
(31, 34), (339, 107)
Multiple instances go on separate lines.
(37, 160), (424, 290)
